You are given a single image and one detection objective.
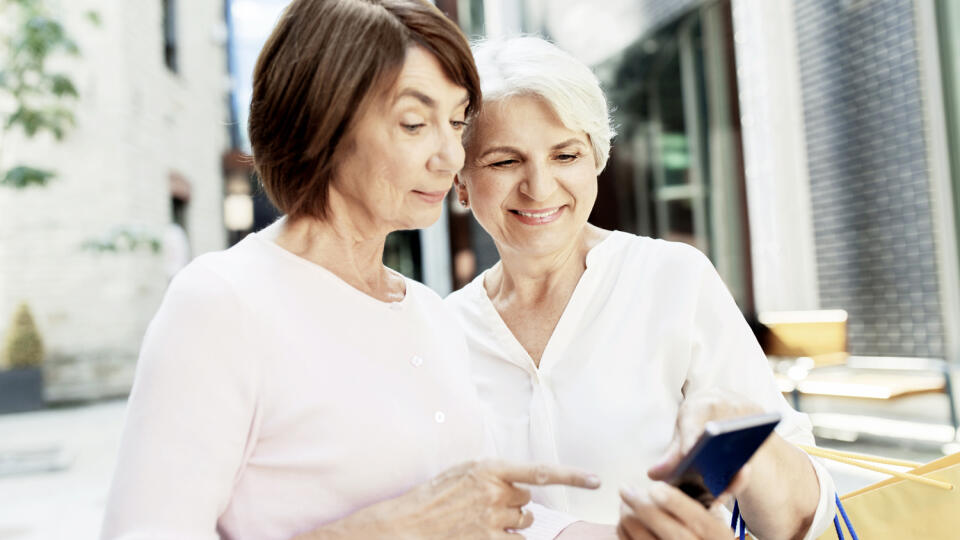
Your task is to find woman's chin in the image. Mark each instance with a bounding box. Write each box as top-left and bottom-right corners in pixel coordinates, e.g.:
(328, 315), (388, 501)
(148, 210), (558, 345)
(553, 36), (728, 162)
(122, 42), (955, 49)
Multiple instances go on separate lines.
(403, 205), (445, 230)
(503, 228), (579, 257)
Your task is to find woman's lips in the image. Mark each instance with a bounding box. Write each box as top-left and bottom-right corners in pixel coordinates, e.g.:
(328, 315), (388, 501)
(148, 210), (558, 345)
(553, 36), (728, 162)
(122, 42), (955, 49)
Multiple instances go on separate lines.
(413, 190), (448, 204)
(509, 206), (564, 225)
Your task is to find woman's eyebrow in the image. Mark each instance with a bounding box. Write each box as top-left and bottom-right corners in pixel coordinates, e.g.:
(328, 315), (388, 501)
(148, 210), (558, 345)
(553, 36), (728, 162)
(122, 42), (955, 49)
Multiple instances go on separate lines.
(395, 88), (435, 107)
(395, 88), (469, 108)
(551, 138), (586, 150)
(477, 146), (521, 160)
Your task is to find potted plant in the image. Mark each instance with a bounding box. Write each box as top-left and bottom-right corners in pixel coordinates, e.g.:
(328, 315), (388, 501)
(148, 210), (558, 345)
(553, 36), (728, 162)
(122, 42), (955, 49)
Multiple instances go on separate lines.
(0, 303), (46, 413)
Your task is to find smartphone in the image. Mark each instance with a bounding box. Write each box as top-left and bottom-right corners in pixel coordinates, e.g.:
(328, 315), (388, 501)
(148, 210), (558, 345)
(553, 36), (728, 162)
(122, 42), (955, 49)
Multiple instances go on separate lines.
(666, 412), (781, 507)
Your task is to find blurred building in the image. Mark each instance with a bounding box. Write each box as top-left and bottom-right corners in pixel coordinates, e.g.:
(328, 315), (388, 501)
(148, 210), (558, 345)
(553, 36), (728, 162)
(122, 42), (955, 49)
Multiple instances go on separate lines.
(438, 0), (960, 364)
(0, 0), (233, 400)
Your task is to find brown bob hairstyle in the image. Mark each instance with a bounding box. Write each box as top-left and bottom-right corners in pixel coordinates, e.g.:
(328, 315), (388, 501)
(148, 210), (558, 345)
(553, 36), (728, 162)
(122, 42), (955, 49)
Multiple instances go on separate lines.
(248, 0), (480, 221)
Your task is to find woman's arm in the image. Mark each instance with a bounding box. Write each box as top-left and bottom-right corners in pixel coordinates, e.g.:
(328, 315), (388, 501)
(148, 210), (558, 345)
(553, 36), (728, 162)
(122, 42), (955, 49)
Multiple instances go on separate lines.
(645, 390), (824, 540)
(735, 434), (821, 540)
(101, 263), (261, 539)
(676, 249), (833, 539)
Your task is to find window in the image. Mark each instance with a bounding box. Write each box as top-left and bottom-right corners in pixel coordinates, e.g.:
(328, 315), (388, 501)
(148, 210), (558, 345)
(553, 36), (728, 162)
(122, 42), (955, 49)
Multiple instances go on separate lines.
(602, 0), (753, 309)
(937, 0), (960, 258)
(162, 0), (177, 72)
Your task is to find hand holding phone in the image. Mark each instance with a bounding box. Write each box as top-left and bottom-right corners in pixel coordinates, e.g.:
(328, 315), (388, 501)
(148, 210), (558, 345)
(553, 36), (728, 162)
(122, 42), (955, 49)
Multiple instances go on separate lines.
(666, 412), (781, 507)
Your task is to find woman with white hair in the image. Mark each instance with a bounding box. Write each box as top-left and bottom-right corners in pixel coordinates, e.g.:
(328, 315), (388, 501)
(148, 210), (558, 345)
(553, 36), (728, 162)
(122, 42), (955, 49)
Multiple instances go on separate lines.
(445, 36), (837, 539)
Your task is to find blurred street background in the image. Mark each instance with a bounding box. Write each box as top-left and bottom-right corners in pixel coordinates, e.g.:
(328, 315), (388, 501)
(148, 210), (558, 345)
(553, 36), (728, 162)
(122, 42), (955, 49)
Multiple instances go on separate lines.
(1, 0), (960, 538)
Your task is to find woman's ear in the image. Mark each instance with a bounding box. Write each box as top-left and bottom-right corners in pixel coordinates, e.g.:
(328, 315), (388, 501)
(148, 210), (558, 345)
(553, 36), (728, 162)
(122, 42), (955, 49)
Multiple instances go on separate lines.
(454, 175), (469, 208)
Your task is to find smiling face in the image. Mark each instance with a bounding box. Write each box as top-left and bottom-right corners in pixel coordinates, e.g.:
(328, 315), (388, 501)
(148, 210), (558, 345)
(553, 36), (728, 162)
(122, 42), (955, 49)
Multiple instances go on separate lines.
(331, 45), (470, 234)
(458, 94), (598, 258)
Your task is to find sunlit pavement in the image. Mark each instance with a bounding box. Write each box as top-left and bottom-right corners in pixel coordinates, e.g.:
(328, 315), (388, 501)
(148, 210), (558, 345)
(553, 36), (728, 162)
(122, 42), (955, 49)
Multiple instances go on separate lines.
(0, 400), (125, 540)
(0, 399), (952, 539)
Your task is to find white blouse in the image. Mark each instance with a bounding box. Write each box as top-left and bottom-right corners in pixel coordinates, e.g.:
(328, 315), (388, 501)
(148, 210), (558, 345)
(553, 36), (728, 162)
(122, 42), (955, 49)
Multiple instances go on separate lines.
(101, 221), (573, 540)
(445, 231), (836, 539)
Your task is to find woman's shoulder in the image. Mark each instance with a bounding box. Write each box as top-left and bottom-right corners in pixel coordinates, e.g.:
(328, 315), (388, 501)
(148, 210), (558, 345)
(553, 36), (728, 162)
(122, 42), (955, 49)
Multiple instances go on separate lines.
(405, 277), (469, 317)
(443, 271), (485, 306)
(598, 231), (711, 276)
(442, 271), (491, 326)
(403, 277), (442, 303)
(164, 236), (267, 307)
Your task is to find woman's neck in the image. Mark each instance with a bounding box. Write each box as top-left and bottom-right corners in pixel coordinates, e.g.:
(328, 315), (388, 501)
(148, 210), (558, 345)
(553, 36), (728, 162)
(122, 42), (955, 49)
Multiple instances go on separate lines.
(274, 202), (404, 303)
(486, 225), (606, 307)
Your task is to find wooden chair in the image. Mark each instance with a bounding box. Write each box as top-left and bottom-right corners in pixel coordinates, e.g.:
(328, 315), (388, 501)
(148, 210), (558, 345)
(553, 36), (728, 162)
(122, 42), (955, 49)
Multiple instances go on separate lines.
(758, 309), (959, 444)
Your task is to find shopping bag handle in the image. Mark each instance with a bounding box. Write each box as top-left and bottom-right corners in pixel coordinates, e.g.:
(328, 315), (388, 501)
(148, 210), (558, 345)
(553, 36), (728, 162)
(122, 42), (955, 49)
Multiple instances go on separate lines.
(733, 495), (859, 540)
(798, 444), (954, 491)
(798, 444), (922, 467)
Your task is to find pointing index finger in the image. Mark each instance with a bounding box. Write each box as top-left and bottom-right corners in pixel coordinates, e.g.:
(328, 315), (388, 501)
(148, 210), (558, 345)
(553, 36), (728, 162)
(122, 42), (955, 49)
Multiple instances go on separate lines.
(495, 462), (601, 489)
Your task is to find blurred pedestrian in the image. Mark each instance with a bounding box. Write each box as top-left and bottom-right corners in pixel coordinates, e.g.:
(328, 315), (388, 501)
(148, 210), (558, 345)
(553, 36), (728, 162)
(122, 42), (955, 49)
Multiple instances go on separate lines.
(101, 4), (600, 539)
(446, 36), (836, 540)
(161, 221), (191, 280)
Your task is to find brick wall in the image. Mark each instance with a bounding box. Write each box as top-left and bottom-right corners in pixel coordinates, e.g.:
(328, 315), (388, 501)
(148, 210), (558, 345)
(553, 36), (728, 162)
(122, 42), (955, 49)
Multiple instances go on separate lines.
(794, 0), (946, 357)
(0, 0), (230, 400)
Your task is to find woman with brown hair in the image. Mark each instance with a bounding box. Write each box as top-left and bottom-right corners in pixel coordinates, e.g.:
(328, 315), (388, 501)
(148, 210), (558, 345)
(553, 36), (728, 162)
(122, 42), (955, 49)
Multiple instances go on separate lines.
(100, 2), (598, 539)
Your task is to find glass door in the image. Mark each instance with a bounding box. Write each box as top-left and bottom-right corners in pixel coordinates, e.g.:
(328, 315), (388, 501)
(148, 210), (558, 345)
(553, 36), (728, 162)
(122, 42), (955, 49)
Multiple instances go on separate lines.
(604, 0), (752, 309)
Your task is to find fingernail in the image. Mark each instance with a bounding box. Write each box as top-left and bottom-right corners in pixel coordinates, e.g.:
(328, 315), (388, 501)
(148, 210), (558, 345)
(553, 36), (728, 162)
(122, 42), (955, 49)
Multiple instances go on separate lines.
(619, 484), (638, 499)
(586, 474), (601, 488)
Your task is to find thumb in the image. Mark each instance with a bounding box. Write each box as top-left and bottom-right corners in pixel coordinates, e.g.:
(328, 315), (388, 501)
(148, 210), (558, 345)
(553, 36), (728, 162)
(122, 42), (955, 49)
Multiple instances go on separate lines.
(647, 438), (683, 480)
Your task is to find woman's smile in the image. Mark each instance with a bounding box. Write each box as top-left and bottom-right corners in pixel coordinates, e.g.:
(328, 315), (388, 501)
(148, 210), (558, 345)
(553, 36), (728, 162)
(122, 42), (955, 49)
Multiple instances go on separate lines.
(509, 205), (564, 225)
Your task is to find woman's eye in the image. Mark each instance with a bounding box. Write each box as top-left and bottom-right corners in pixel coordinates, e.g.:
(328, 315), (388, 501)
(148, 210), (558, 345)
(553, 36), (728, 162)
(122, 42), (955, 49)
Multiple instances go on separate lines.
(401, 123), (426, 134)
(490, 159), (518, 168)
(556, 153), (580, 162)
(450, 120), (469, 131)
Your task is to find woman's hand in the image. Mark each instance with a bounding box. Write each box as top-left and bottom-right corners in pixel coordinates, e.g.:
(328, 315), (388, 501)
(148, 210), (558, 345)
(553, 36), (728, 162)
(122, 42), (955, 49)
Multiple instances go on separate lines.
(615, 390), (764, 540)
(617, 482), (734, 540)
(645, 392), (820, 540)
(647, 388), (765, 484)
(298, 459), (601, 540)
(646, 389), (764, 507)
(623, 389), (821, 540)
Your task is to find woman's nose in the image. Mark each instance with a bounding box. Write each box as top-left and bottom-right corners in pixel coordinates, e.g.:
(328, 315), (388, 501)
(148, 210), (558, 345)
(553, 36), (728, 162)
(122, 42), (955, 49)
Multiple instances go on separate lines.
(427, 125), (465, 175)
(519, 162), (557, 202)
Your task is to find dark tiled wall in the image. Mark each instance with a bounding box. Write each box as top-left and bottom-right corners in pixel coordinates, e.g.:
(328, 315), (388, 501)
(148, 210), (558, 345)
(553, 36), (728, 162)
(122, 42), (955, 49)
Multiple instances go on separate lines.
(794, 0), (945, 357)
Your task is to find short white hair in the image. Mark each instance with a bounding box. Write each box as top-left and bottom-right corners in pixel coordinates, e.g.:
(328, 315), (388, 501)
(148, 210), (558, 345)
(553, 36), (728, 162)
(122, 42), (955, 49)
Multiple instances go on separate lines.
(468, 36), (615, 172)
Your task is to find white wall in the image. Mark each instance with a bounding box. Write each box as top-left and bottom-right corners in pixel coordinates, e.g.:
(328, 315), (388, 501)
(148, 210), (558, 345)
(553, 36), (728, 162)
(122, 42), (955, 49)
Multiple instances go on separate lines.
(0, 0), (230, 399)
(731, 0), (821, 314)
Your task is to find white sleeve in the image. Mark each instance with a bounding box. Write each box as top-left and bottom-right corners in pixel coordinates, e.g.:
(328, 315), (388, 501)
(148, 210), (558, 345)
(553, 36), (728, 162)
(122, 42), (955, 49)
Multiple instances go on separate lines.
(100, 263), (261, 540)
(684, 252), (836, 539)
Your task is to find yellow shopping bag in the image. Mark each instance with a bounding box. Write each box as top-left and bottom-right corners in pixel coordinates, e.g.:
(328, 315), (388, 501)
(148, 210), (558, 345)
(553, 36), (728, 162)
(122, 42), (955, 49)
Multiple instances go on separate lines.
(805, 446), (960, 539)
(733, 446), (959, 539)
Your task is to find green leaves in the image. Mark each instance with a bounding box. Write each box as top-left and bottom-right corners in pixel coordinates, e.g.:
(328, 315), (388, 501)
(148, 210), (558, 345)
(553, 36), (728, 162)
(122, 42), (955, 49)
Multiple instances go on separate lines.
(0, 0), (96, 188)
(82, 226), (164, 254)
(49, 74), (77, 97)
(6, 105), (73, 139)
(1, 165), (55, 188)
(16, 14), (76, 59)
(84, 10), (101, 27)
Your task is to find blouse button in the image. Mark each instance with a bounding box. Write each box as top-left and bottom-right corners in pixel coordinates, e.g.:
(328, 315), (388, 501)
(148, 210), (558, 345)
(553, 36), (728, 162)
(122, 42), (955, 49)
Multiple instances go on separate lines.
(410, 355), (424, 367)
(434, 411), (446, 424)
